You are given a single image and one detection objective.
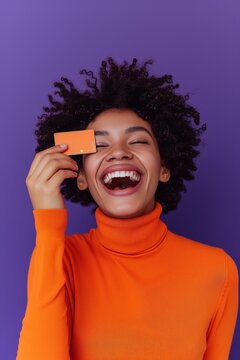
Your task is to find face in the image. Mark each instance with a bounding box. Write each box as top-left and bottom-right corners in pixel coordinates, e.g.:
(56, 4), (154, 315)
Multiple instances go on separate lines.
(77, 108), (170, 218)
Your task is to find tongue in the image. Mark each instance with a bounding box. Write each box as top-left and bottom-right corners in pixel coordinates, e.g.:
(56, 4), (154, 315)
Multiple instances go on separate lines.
(105, 176), (139, 190)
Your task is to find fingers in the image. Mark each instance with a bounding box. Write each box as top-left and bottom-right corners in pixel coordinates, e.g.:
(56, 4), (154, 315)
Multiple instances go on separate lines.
(27, 145), (69, 178)
(47, 168), (79, 191)
(25, 144), (80, 210)
(34, 156), (78, 183)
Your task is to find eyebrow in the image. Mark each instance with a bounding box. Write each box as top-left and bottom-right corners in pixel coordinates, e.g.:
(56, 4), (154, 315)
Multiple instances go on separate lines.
(94, 126), (153, 138)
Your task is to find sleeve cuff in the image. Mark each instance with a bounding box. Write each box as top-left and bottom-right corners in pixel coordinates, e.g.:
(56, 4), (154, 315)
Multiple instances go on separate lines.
(33, 208), (68, 234)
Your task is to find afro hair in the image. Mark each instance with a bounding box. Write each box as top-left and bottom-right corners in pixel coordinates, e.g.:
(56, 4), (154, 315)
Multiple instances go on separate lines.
(34, 56), (206, 214)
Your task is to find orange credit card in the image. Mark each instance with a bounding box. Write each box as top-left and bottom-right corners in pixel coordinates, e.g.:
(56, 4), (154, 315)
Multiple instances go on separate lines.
(53, 129), (96, 155)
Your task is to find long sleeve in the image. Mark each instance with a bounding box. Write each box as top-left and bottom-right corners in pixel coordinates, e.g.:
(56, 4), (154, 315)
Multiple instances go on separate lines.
(16, 208), (72, 360)
(203, 250), (239, 360)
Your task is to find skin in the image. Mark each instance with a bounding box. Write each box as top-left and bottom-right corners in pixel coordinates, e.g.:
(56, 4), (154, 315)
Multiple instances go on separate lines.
(77, 108), (170, 218)
(26, 145), (79, 210)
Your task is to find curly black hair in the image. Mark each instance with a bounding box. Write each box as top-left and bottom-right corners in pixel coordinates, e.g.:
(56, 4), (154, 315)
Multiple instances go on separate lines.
(34, 56), (206, 214)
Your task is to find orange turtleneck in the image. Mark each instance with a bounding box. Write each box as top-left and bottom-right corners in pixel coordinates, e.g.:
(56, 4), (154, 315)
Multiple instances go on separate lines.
(16, 202), (238, 360)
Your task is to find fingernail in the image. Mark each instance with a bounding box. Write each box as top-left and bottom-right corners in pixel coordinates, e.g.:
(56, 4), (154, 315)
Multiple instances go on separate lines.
(59, 144), (67, 148)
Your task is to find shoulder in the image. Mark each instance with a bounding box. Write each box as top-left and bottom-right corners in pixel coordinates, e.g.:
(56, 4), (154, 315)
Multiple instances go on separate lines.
(167, 230), (239, 287)
(65, 228), (93, 251)
(63, 229), (96, 264)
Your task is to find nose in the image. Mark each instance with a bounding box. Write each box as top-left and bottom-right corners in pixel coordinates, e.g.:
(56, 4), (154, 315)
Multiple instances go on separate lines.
(105, 144), (133, 161)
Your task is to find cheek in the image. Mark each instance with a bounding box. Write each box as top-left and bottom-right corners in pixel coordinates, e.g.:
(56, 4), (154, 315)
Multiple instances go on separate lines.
(82, 155), (101, 180)
(81, 157), (93, 181)
(141, 151), (161, 170)
(142, 152), (161, 183)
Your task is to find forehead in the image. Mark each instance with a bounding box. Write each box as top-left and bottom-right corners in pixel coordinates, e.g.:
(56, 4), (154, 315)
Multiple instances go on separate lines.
(86, 108), (153, 133)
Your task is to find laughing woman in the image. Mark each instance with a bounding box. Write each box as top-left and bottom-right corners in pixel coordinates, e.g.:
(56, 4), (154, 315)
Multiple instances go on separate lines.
(16, 57), (238, 360)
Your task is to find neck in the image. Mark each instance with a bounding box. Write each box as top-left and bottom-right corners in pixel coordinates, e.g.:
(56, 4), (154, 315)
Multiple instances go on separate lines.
(94, 202), (168, 256)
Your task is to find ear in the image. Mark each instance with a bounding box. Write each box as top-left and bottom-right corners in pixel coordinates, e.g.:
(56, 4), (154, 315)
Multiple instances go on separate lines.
(159, 163), (170, 183)
(76, 168), (88, 191)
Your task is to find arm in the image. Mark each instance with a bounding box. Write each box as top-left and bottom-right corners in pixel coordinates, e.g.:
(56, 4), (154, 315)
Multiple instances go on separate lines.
(203, 250), (239, 360)
(16, 208), (72, 360)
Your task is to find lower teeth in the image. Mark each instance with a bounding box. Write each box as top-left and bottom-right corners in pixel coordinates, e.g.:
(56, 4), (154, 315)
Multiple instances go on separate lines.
(104, 176), (140, 190)
(106, 182), (139, 190)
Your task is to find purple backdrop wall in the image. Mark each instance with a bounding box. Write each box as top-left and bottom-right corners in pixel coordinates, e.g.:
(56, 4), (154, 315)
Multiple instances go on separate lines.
(1, 0), (239, 358)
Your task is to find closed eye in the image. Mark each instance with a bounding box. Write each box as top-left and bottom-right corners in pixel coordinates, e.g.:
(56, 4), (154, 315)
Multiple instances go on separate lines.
(96, 141), (149, 148)
(130, 140), (149, 144)
(96, 144), (108, 148)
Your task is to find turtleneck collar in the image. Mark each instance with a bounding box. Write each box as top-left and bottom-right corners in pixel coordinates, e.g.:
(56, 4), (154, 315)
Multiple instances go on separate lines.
(94, 202), (168, 256)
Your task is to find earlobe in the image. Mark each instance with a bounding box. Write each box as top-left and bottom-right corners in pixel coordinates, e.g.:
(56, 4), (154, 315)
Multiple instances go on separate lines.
(159, 166), (171, 183)
(77, 169), (88, 190)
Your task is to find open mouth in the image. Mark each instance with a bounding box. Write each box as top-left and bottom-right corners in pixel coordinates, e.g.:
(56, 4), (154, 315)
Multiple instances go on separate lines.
(102, 170), (141, 190)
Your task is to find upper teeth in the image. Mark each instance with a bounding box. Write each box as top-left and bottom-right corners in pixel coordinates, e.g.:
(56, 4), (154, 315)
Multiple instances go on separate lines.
(103, 170), (141, 184)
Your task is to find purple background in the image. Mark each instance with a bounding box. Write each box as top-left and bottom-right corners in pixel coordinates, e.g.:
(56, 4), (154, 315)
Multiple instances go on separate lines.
(1, 0), (239, 358)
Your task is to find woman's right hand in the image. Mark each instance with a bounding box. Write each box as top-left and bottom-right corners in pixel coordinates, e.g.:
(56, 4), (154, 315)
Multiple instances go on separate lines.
(26, 144), (79, 210)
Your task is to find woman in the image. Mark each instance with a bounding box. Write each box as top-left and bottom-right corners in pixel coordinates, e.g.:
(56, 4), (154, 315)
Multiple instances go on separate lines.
(16, 57), (238, 359)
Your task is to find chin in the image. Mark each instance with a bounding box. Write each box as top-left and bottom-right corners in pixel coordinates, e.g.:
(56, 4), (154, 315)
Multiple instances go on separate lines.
(100, 201), (152, 219)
